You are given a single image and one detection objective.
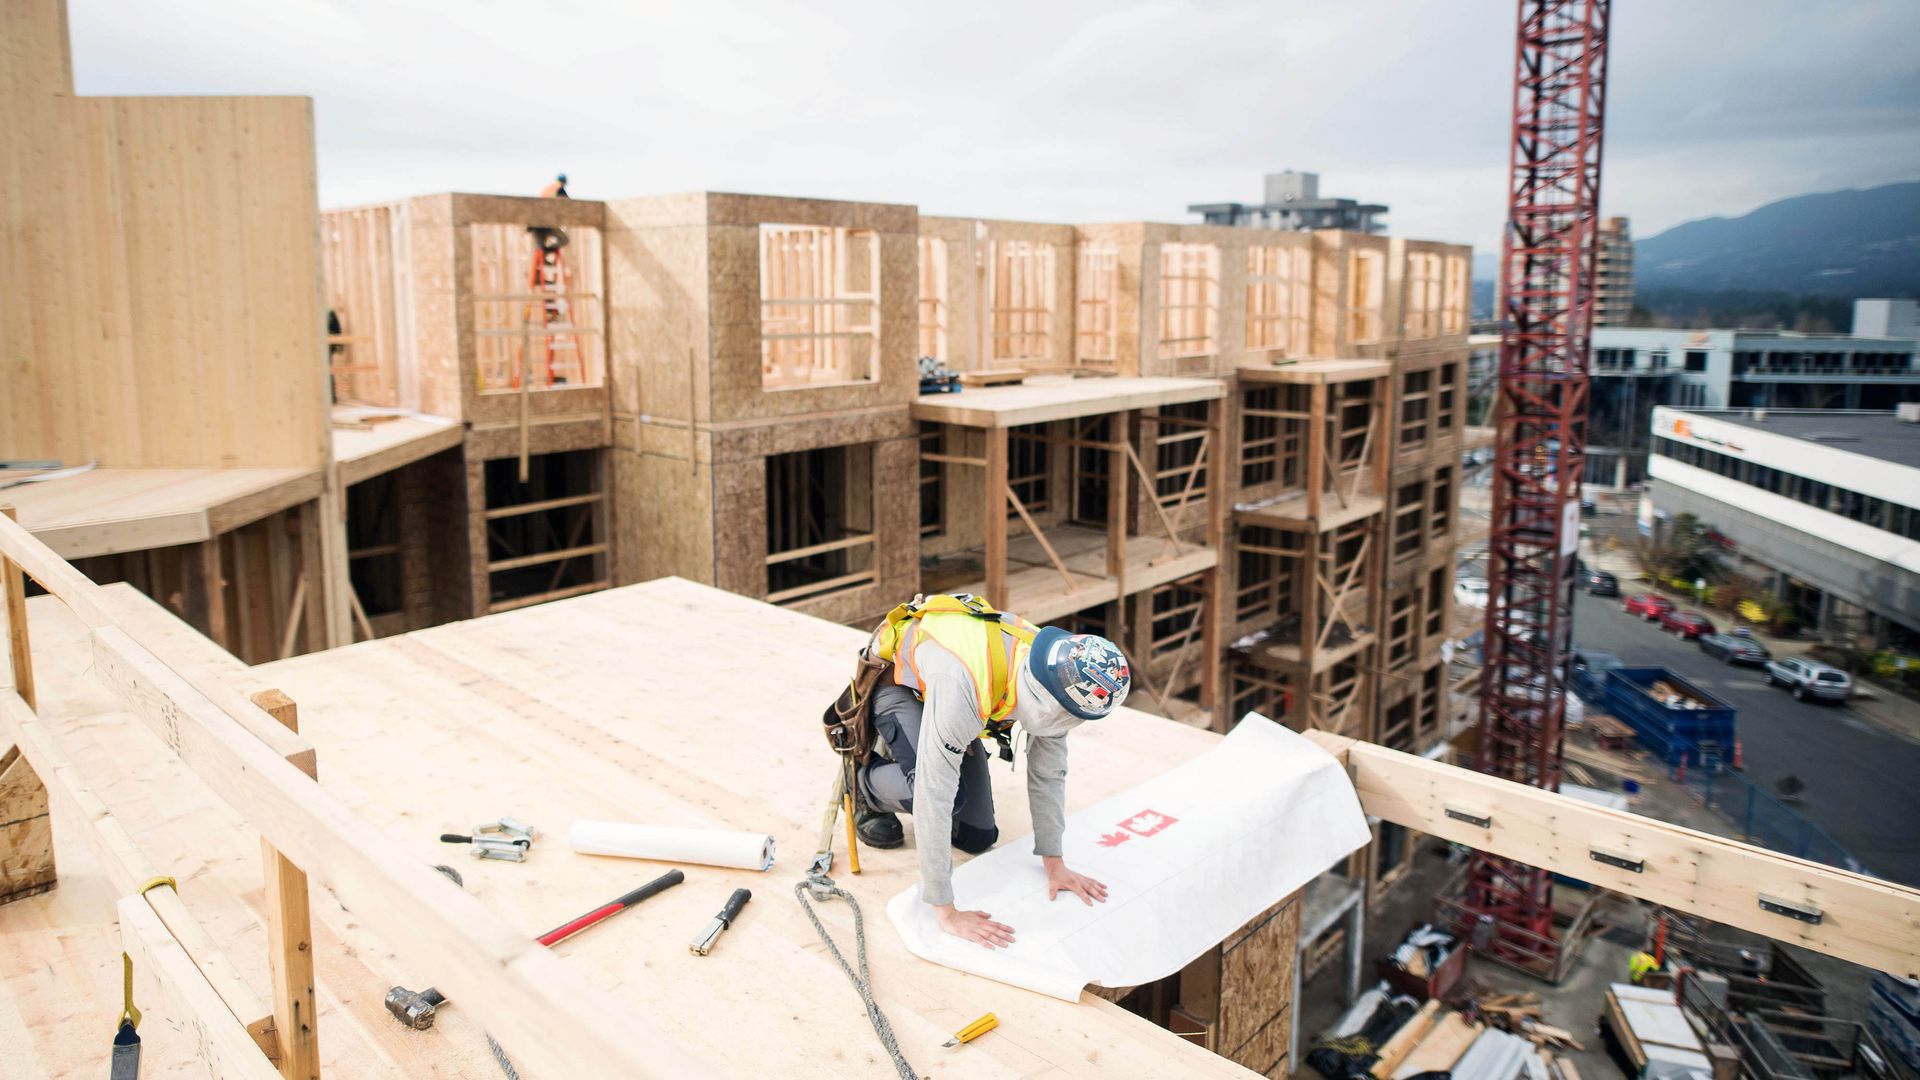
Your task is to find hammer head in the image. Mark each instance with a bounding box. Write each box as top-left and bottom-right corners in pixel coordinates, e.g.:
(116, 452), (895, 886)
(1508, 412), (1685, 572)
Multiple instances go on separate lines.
(384, 985), (445, 1030)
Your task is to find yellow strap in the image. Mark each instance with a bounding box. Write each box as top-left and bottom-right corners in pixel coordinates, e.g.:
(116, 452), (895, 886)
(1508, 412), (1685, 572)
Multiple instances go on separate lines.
(120, 951), (141, 1030)
(137, 876), (177, 897)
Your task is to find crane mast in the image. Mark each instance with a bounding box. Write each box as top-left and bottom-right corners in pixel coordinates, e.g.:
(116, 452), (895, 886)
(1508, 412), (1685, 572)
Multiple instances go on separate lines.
(1457, 0), (1612, 973)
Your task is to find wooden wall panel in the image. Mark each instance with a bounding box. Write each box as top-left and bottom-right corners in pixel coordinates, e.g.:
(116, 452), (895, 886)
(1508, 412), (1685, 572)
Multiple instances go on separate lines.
(2, 16), (328, 469)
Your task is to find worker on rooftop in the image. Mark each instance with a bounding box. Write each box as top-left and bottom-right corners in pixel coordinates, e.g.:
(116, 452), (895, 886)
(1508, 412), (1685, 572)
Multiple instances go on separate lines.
(854, 594), (1128, 948)
(540, 172), (568, 198)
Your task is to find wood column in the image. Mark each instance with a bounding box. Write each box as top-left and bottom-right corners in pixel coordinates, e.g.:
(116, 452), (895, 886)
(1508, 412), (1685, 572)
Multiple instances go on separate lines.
(1202, 398), (1228, 726)
(984, 426), (1009, 608)
(0, 506), (56, 905)
(252, 689), (320, 1080)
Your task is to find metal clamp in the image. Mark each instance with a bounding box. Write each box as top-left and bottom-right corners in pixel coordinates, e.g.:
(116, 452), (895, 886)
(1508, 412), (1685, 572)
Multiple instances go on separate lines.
(475, 817), (538, 844)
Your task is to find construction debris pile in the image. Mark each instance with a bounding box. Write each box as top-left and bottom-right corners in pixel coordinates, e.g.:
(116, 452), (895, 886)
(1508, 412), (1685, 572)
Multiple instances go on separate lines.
(1304, 983), (1591, 1080)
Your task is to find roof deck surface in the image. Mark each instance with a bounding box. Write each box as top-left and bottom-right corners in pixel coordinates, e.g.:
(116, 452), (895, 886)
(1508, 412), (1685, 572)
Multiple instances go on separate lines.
(330, 406), (463, 486)
(2, 579), (1249, 1078)
(912, 376), (1225, 428)
(1, 466), (320, 559)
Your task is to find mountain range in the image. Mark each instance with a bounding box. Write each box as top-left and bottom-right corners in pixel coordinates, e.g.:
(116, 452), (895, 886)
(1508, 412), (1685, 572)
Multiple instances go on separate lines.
(1469, 180), (1920, 325)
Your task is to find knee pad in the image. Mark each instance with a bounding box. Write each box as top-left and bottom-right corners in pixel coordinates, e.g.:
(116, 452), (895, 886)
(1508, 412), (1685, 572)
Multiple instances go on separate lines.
(952, 822), (999, 855)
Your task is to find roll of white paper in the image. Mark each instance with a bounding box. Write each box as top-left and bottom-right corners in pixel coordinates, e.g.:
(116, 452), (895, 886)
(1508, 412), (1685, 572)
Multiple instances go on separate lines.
(568, 820), (775, 872)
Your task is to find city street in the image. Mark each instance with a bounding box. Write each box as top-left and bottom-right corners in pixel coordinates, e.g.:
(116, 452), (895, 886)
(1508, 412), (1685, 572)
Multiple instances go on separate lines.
(1570, 589), (1920, 888)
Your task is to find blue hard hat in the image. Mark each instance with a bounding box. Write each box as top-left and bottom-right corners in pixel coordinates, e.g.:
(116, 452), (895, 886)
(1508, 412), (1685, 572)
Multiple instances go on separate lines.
(1029, 627), (1131, 720)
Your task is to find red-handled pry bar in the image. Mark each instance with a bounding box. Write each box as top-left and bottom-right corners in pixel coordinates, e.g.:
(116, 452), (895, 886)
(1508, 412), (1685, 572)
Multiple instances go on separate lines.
(536, 870), (685, 947)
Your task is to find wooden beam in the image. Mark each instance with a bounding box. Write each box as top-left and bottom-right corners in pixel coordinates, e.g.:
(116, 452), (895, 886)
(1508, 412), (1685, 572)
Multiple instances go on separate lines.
(1305, 732), (1920, 978)
(119, 895), (283, 1080)
(1007, 487), (1077, 593)
(252, 690), (320, 1080)
(0, 505), (55, 906)
(2, 693), (279, 1057)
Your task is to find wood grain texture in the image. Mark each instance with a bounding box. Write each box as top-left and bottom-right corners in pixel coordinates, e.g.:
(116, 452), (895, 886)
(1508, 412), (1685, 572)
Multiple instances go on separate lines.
(2, 43), (328, 468)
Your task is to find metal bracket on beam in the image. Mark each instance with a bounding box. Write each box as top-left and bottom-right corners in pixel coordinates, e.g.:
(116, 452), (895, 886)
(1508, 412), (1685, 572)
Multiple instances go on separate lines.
(1444, 804), (1491, 829)
(1590, 849), (1644, 874)
(1758, 894), (1823, 925)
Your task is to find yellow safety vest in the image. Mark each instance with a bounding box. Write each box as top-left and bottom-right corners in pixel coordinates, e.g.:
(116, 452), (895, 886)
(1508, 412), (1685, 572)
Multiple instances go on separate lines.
(873, 595), (1039, 749)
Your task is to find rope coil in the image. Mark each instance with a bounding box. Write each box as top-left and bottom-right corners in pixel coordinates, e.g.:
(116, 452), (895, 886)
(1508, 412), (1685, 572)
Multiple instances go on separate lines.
(795, 865), (918, 1080)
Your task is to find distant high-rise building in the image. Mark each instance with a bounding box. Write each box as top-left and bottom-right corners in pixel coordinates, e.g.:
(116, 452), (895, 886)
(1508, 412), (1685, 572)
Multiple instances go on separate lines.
(1595, 215), (1634, 326)
(1187, 170), (1388, 234)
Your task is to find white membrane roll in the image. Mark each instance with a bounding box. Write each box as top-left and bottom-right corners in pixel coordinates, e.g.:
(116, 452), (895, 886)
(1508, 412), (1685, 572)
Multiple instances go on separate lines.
(568, 820), (775, 872)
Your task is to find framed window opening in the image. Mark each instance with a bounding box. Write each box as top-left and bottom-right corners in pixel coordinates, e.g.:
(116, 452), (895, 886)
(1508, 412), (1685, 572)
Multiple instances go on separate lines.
(1437, 362), (1460, 434)
(1158, 243), (1220, 361)
(471, 223), (606, 394)
(987, 240), (1055, 366)
(1246, 244), (1310, 357)
(1009, 423), (1051, 516)
(918, 236), (949, 363)
(1425, 567), (1445, 638)
(1442, 255), (1470, 334)
(1399, 369), (1431, 448)
(1407, 252), (1442, 339)
(1076, 243), (1118, 368)
(1386, 590), (1414, 667)
(1429, 466), (1454, 541)
(765, 444), (877, 604)
(1348, 249), (1385, 345)
(1152, 403), (1211, 512)
(1391, 480), (1425, 562)
(760, 225), (880, 389)
(483, 449), (609, 612)
(1234, 525), (1302, 626)
(919, 422), (945, 538)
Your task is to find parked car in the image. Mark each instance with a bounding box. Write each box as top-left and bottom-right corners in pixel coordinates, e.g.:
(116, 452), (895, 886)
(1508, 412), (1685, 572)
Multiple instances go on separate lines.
(1454, 578), (1489, 609)
(1698, 632), (1771, 665)
(1660, 611), (1716, 640)
(1624, 593), (1675, 621)
(1765, 657), (1852, 702)
(1584, 570), (1619, 597)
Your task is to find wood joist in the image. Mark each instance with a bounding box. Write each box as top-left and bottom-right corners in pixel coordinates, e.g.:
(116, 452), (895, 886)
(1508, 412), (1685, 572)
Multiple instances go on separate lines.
(1307, 732), (1920, 980)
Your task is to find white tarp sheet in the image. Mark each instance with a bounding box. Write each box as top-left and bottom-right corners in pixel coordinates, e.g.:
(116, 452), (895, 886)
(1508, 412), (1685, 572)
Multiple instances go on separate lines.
(886, 714), (1371, 1001)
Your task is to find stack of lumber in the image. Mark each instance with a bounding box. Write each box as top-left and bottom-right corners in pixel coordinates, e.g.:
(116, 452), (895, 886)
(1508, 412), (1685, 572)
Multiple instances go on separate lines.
(1603, 982), (1713, 1080)
(1477, 991), (1588, 1053)
(1372, 1006), (1484, 1079)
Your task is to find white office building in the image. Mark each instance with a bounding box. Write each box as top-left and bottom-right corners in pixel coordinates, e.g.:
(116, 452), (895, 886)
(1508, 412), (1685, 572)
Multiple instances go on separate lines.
(1587, 326), (1920, 488)
(1646, 406), (1920, 645)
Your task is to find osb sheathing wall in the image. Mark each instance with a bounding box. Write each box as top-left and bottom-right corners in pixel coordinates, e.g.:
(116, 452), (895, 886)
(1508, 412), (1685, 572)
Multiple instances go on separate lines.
(603, 194), (921, 626)
(1180, 894), (1302, 1077)
(1, 0), (329, 469)
(920, 215), (1078, 375)
(1078, 222), (1289, 380)
(398, 193), (613, 460)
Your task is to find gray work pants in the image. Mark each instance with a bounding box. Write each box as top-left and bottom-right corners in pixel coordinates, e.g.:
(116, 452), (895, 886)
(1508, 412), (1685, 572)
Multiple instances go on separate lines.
(856, 684), (998, 852)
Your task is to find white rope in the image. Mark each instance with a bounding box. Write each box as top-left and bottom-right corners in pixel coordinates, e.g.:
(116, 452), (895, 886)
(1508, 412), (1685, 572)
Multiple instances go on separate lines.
(795, 866), (919, 1080)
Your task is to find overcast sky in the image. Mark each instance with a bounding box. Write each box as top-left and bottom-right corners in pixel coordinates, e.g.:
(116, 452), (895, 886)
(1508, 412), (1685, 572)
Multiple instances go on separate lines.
(67, 0), (1920, 257)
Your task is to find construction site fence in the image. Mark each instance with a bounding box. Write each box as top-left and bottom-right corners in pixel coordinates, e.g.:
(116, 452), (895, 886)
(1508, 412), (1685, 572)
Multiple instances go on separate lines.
(1679, 767), (1871, 878)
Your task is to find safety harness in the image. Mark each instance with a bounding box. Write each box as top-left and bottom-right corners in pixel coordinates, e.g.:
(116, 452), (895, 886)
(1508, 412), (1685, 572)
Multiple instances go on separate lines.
(871, 593), (1038, 761)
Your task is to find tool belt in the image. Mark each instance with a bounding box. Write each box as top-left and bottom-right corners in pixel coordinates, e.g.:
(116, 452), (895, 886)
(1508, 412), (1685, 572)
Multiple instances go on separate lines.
(820, 646), (890, 766)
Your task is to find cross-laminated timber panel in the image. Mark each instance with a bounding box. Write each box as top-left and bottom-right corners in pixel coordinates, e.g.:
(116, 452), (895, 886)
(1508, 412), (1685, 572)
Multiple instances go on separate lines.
(613, 406), (919, 627)
(607, 193), (919, 429)
(1076, 223), (1313, 380)
(2, 0), (329, 470)
(919, 216), (1079, 375)
(2, 506), (1257, 1075)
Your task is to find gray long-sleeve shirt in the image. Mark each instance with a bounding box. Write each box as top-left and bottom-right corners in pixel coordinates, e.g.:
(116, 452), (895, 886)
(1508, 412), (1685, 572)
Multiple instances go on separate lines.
(909, 646), (1071, 906)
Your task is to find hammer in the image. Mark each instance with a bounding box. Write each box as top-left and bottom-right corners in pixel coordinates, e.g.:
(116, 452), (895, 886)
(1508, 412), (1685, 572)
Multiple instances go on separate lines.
(384, 985), (446, 1030)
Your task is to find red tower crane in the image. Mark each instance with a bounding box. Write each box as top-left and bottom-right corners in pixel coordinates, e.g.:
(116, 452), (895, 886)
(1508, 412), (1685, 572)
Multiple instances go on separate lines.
(1457, 0), (1613, 974)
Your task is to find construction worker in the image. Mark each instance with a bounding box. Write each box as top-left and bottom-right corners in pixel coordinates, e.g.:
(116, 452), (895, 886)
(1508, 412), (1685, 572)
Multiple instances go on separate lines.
(1628, 950), (1660, 984)
(855, 595), (1130, 949)
(531, 173), (570, 253)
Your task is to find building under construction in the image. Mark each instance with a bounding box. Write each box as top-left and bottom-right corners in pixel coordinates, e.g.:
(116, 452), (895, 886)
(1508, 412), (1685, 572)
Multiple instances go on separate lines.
(3, 2), (1916, 1078)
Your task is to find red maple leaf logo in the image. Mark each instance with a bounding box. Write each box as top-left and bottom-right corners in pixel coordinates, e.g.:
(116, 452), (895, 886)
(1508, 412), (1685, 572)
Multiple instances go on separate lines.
(1097, 831), (1132, 848)
(1119, 810), (1178, 837)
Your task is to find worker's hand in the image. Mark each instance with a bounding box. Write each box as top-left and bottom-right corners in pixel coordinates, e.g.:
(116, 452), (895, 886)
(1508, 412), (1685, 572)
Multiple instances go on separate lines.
(1043, 856), (1109, 906)
(934, 904), (1016, 949)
